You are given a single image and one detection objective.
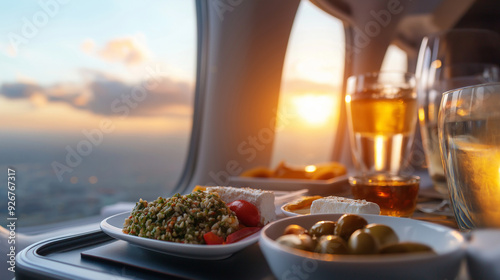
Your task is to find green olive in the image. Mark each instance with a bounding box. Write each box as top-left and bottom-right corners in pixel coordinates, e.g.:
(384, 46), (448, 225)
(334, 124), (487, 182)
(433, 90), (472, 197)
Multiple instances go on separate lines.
(283, 224), (308, 235)
(314, 235), (348, 254)
(335, 214), (368, 241)
(363, 224), (399, 247)
(276, 234), (315, 252)
(309, 221), (336, 238)
(348, 229), (378, 254)
(379, 242), (435, 255)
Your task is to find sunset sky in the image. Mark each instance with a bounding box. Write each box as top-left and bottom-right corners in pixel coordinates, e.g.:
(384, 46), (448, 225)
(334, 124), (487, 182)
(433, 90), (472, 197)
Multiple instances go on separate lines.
(0, 0), (405, 165)
(0, 0), (196, 137)
(0, 1), (340, 143)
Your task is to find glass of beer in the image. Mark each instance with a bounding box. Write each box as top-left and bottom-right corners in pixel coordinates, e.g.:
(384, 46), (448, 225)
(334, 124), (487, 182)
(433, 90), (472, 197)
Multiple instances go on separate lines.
(416, 29), (500, 196)
(345, 72), (417, 175)
(439, 83), (500, 230)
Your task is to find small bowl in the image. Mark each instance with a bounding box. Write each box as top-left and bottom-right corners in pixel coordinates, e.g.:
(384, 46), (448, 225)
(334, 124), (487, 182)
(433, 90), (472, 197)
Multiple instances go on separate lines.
(259, 214), (465, 280)
(280, 204), (307, 216)
(349, 174), (420, 217)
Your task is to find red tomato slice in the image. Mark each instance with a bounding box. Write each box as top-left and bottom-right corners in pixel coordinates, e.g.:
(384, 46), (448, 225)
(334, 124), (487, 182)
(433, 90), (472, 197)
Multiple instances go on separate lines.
(227, 200), (260, 227)
(203, 232), (224, 245)
(225, 227), (261, 244)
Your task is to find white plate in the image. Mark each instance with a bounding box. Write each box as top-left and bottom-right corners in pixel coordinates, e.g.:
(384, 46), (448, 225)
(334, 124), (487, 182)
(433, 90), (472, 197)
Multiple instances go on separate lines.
(228, 175), (349, 196)
(100, 212), (260, 260)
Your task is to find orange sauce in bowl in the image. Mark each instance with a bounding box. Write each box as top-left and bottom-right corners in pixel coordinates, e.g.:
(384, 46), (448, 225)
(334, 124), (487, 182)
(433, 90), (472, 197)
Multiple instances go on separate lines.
(283, 196), (323, 214)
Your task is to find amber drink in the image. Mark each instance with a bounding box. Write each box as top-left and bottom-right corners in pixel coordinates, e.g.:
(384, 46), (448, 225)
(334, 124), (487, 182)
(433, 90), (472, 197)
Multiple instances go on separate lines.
(350, 175), (420, 217)
(346, 72), (417, 174)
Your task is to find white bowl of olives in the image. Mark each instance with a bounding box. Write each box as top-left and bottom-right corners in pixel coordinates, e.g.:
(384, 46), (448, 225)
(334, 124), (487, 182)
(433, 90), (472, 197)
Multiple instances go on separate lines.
(259, 214), (465, 280)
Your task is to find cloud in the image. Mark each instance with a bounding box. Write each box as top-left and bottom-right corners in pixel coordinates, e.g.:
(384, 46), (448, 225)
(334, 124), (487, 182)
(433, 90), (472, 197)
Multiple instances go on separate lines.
(0, 73), (193, 117)
(44, 83), (91, 108)
(0, 82), (41, 99)
(88, 76), (192, 116)
(90, 37), (150, 66)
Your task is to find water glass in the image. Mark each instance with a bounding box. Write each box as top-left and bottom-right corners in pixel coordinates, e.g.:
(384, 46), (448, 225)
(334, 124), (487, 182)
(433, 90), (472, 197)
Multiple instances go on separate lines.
(439, 83), (500, 230)
(416, 29), (500, 195)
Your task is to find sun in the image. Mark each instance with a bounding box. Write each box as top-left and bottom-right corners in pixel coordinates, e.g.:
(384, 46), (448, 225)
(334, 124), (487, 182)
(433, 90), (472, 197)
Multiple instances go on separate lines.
(292, 94), (334, 126)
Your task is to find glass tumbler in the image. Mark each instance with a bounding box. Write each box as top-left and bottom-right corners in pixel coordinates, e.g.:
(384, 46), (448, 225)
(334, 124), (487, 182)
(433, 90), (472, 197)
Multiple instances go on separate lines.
(416, 29), (500, 195)
(439, 83), (500, 230)
(345, 71), (417, 175)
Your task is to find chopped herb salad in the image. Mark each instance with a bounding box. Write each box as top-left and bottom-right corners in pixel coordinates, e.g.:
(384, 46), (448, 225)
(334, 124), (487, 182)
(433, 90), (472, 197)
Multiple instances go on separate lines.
(123, 191), (239, 244)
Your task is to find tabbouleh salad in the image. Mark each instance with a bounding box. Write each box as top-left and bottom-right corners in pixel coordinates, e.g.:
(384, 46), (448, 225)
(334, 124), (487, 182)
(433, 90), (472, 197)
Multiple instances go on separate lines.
(122, 191), (240, 244)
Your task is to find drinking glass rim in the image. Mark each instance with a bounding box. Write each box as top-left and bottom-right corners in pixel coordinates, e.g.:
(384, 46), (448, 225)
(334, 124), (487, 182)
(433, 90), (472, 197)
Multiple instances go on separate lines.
(348, 174), (420, 185)
(347, 71), (415, 80)
(438, 62), (500, 74)
(442, 82), (500, 97)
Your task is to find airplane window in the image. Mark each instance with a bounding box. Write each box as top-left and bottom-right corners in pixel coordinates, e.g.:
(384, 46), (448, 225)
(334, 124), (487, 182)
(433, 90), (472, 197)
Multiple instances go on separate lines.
(272, 0), (345, 167)
(381, 44), (409, 72)
(0, 1), (196, 227)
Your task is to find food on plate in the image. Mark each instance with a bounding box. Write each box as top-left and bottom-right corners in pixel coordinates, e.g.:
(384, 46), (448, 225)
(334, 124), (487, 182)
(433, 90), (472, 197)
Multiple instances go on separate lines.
(363, 224), (398, 247)
(123, 186), (274, 245)
(283, 224), (308, 235)
(315, 235), (348, 254)
(203, 231), (224, 245)
(202, 226), (262, 245)
(276, 234), (315, 251)
(272, 161), (311, 179)
(285, 196), (323, 210)
(335, 214), (368, 241)
(239, 166), (273, 178)
(310, 196), (380, 215)
(282, 195), (322, 215)
(348, 229), (378, 254)
(225, 227), (262, 244)
(275, 214), (435, 256)
(308, 162), (347, 180)
(240, 161), (347, 181)
(204, 186), (276, 225)
(309, 221), (336, 238)
(227, 200), (260, 227)
(123, 191), (239, 244)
